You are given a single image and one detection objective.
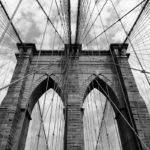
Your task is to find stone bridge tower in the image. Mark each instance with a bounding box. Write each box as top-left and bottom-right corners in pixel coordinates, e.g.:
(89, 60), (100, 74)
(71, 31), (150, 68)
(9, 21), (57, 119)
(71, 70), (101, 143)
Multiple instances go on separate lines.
(0, 43), (150, 150)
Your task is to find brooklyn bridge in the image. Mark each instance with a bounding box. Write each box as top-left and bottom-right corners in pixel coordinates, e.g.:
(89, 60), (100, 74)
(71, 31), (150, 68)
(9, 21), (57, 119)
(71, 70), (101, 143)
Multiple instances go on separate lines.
(0, 0), (150, 150)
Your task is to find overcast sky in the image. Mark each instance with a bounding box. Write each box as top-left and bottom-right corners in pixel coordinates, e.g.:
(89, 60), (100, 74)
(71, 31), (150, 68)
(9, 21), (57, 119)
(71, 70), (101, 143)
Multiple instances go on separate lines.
(1, 0), (143, 50)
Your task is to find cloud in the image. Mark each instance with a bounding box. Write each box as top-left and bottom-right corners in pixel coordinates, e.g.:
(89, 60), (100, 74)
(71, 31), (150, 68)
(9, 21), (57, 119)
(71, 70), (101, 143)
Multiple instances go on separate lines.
(112, 29), (126, 42)
(3, 0), (64, 49)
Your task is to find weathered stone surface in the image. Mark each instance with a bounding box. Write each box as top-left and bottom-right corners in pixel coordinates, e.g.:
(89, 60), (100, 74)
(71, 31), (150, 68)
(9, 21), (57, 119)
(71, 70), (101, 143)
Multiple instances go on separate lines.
(0, 43), (150, 150)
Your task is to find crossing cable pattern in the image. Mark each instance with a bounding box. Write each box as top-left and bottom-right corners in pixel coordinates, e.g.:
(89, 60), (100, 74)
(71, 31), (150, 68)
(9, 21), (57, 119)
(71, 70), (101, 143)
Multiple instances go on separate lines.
(87, 0), (146, 46)
(75, 0), (146, 47)
(35, 0), (65, 44)
(83, 89), (122, 150)
(124, 0), (150, 105)
(0, 0), (23, 54)
(74, 0), (148, 52)
(0, 1), (22, 43)
(109, 0), (150, 87)
(0, 0), (23, 49)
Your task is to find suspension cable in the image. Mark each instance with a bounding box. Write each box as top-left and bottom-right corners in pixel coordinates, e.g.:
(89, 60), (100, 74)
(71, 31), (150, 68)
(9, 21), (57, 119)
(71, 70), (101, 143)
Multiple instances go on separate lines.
(95, 97), (107, 150)
(51, 95), (59, 150)
(89, 74), (111, 150)
(94, 97), (104, 150)
(81, 0), (108, 43)
(0, 1), (22, 43)
(86, 0), (146, 45)
(67, 0), (71, 44)
(35, 0), (65, 44)
(36, 101), (50, 150)
(54, 0), (68, 41)
(0, 0), (23, 44)
(54, 99), (63, 150)
(80, 0), (98, 42)
(124, 0), (149, 43)
(111, 104), (122, 150)
(110, 0), (150, 87)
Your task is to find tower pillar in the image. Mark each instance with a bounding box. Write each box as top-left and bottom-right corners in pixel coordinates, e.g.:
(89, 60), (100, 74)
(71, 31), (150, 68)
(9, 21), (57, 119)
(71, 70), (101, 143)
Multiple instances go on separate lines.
(0, 44), (35, 150)
(63, 44), (84, 150)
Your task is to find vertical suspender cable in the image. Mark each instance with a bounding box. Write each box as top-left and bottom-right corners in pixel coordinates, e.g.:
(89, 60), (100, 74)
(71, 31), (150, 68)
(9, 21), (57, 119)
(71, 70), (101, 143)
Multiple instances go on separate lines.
(75, 0), (82, 44)
(67, 0), (71, 44)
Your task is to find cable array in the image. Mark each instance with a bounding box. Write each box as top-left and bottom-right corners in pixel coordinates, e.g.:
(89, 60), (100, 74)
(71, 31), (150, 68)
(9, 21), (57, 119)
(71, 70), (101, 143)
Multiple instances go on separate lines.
(125, 0), (150, 105)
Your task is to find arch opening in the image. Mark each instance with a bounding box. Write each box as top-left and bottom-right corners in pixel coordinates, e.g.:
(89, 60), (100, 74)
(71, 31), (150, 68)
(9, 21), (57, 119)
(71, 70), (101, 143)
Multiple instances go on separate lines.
(20, 76), (65, 150)
(28, 76), (63, 114)
(83, 76), (142, 150)
(83, 88), (122, 150)
(84, 77), (120, 114)
(25, 88), (65, 150)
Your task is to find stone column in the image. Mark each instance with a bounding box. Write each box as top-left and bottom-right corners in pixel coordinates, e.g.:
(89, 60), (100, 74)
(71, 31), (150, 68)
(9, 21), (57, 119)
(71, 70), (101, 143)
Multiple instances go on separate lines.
(0, 44), (35, 150)
(63, 45), (84, 150)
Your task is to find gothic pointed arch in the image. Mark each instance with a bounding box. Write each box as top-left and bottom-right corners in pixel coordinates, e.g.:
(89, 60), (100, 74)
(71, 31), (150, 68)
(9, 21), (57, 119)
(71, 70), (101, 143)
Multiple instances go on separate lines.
(83, 76), (141, 150)
(28, 76), (63, 113)
(84, 76), (120, 114)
